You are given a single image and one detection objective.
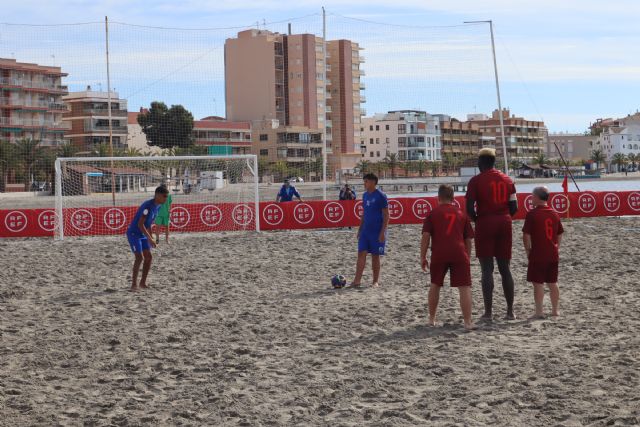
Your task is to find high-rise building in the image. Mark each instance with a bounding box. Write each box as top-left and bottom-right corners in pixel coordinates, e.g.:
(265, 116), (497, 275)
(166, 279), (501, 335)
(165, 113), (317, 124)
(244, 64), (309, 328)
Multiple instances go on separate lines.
(63, 87), (128, 150)
(433, 114), (486, 167)
(193, 116), (252, 155)
(468, 109), (546, 164)
(0, 58), (70, 147)
(360, 111), (441, 163)
(224, 29), (364, 175)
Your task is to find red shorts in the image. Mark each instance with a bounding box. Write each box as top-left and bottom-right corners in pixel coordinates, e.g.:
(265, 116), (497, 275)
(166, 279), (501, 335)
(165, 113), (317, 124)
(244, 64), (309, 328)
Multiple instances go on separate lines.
(527, 261), (559, 284)
(474, 215), (512, 259)
(430, 261), (472, 287)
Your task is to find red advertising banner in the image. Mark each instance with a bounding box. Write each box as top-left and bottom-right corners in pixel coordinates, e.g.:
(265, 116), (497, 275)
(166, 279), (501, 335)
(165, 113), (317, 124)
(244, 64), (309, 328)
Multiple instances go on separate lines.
(2, 191), (640, 238)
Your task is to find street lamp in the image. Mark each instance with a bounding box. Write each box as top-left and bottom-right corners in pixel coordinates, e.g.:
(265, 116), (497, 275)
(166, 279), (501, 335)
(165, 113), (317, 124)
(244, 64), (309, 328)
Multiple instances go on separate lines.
(463, 20), (509, 175)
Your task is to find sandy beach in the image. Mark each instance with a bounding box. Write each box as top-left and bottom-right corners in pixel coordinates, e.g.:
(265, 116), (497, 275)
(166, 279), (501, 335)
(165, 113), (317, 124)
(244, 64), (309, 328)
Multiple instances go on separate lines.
(1, 216), (639, 426)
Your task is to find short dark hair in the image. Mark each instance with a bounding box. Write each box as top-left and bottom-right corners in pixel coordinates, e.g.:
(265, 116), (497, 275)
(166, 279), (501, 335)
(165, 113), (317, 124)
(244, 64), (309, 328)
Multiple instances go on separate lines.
(478, 154), (496, 171)
(363, 173), (378, 184)
(438, 184), (454, 201)
(155, 185), (169, 196)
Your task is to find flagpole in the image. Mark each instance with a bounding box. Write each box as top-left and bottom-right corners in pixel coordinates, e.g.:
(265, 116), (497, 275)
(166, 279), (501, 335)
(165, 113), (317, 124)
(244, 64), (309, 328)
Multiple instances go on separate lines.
(553, 142), (581, 192)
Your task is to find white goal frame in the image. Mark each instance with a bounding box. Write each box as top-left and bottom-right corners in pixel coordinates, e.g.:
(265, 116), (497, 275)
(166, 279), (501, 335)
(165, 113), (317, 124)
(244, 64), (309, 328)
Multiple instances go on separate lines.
(54, 154), (260, 240)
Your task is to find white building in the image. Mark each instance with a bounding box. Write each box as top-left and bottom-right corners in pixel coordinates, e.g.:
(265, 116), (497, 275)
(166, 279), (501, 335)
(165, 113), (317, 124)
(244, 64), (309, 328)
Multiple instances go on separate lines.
(596, 113), (640, 171)
(360, 110), (441, 163)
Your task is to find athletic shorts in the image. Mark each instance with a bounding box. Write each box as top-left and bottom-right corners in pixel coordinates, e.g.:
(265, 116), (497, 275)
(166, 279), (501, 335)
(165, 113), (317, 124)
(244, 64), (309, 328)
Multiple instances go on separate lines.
(127, 231), (151, 253)
(527, 260), (559, 284)
(155, 215), (170, 227)
(430, 261), (472, 287)
(358, 231), (386, 256)
(474, 215), (512, 259)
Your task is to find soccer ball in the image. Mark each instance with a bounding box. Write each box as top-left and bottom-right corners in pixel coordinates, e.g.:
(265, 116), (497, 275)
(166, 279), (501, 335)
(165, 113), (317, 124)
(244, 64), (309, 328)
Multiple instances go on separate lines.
(331, 274), (347, 289)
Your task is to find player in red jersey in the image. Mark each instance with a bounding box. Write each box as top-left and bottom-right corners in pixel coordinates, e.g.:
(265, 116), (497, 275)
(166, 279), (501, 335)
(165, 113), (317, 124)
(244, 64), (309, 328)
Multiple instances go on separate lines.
(465, 148), (518, 320)
(421, 185), (475, 329)
(522, 186), (564, 318)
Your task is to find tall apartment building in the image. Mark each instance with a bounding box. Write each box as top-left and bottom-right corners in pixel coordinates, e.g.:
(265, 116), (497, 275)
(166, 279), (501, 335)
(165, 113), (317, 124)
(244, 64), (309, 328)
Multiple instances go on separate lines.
(224, 29), (364, 174)
(433, 114), (486, 166)
(63, 87), (128, 150)
(360, 110), (440, 162)
(545, 133), (595, 162)
(593, 113), (640, 171)
(0, 58), (70, 147)
(468, 109), (546, 163)
(326, 39), (365, 171)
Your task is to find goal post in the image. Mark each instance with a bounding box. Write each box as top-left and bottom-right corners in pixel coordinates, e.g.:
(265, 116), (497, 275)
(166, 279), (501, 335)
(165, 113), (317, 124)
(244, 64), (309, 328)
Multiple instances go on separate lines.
(54, 155), (260, 240)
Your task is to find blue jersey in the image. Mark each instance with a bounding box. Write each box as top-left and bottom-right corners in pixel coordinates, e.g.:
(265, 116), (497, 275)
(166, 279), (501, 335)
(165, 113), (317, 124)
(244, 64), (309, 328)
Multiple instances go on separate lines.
(362, 189), (388, 232)
(127, 199), (161, 237)
(278, 185), (300, 202)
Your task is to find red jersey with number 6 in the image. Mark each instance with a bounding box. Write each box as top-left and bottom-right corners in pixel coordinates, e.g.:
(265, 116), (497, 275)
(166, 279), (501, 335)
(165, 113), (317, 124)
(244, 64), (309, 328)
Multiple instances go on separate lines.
(465, 169), (516, 217)
(422, 203), (474, 263)
(522, 205), (564, 262)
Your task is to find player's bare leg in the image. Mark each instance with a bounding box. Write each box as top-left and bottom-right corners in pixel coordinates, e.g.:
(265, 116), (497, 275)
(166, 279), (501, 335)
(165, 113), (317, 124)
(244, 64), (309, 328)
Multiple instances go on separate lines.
(155, 228), (160, 245)
(165, 225), (170, 244)
(479, 257), (495, 320)
(139, 250), (153, 289)
(371, 255), (381, 287)
(497, 258), (516, 320)
(131, 253), (143, 292)
(548, 283), (560, 317)
(351, 251), (367, 287)
(531, 283), (545, 319)
(458, 286), (474, 329)
(428, 284), (441, 326)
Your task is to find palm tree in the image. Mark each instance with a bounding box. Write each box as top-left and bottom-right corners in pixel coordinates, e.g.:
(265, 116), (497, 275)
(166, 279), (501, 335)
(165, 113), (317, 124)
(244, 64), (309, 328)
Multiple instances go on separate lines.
(15, 138), (44, 187)
(590, 148), (606, 171)
(415, 160), (428, 177)
(383, 152), (399, 179)
(356, 160), (371, 175)
(0, 140), (18, 191)
(58, 142), (79, 158)
(532, 152), (547, 167)
(400, 161), (412, 177)
(627, 153), (638, 171)
(611, 153), (627, 172)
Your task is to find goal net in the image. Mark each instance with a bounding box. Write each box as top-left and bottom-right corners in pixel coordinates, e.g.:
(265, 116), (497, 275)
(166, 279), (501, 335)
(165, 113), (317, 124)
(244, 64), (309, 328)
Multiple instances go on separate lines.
(54, 155), (259, 239)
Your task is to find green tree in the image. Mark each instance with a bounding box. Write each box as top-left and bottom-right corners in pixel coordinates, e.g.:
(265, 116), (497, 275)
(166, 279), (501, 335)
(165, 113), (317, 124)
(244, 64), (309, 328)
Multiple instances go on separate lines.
(415, 160), (428, 177)
(138, 101), (195, 150)
(532, 152), (547, 166)
(58, 142), (79, 158)
(0, 140), (18, 191)
(271, 160), (289, 180)
(383, 152), (399, 179)
(356, 160), (371, 174)
(611, 153), (627, 172)
(15, 138), (43, 187)
(626, 153), (638, 171)
(590, 148), (606, 170)
(400, 161), (412, 177)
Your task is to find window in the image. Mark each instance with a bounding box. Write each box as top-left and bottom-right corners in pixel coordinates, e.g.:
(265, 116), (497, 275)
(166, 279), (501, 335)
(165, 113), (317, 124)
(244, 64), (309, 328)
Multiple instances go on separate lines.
(259, 149), (269, 156)
(259, 134), (268, 141)
(370, 152), (374, 157)
(369, 125), (373, 131)
(385, 124), (390, 131)
(377, 151), (381, 157)
(375, 125), (380, 131)
(398, 124), (406, 134)
(385, 138), (390, 144)
(369, 138), (374, 144)
(375, 138), (380, 144)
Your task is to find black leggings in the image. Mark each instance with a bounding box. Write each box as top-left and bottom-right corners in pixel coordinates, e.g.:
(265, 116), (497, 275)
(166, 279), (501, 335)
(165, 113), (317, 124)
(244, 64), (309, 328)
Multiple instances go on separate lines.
(479, 257), (515, 315)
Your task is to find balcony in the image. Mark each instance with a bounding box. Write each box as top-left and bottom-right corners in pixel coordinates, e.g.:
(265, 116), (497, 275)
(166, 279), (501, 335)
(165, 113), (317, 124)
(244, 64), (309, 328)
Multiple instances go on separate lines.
(360, 108), (367, 116)
(82, 107), (127, 116)
(84, 122), (128, 133)
(359, 55), (365, 62)
(325, 105), (332, 113)
(326, 91), (332, 99)
(360, 95), (366, 103)
(195, 137), (250, 145)
(0, 117), (71, 129)
(360, 82), (366, 90)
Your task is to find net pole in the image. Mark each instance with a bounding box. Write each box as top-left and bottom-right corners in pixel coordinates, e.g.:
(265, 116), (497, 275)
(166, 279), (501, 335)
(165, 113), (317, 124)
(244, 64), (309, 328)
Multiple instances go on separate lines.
(54, 158), (63, 240)
(322, 7), (328, 201)
(105, 16), (116, 206)
(489, 21), (509, 175)
(253, 155), (261, 232)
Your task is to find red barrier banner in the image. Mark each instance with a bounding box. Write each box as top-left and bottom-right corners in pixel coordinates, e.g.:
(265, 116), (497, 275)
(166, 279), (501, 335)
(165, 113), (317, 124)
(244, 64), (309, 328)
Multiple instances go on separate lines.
(2, 191), (640, 238)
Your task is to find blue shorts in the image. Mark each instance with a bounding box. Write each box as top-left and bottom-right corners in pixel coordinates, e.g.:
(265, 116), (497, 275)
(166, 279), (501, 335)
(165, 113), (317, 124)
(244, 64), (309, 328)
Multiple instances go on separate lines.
(127, 231), (151, 253)
(358, 231), (386, 256)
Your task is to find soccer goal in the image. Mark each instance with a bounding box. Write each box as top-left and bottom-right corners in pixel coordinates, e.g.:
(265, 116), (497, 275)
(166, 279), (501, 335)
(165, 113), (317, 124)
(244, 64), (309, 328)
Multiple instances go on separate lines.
(54, 155), (260, 239)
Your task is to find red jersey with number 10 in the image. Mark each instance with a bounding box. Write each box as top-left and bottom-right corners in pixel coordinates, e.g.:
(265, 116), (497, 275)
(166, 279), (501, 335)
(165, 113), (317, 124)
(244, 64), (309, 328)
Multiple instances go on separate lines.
(465, 169), (516, 217)
(522, 205), (564, 262)
(422, 203), (474, 263)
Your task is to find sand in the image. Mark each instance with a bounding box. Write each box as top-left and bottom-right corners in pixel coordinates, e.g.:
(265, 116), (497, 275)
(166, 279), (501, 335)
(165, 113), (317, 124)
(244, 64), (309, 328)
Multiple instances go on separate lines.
(1, 217), (639, 426)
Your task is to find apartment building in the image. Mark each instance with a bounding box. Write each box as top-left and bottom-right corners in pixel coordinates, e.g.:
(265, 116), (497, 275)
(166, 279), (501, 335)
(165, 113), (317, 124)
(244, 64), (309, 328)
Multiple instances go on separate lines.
(360, 110), (440, 162)
(545, 133), (595, 162)
(432, 114), (486, 166)
(0, 58), (70, 147)
(63, 87), (128, 150)
(468, 109), (546, 163)
(193, 116), (252, 155)
(593, 113), (640, 170)
(224, 29), (364, 175)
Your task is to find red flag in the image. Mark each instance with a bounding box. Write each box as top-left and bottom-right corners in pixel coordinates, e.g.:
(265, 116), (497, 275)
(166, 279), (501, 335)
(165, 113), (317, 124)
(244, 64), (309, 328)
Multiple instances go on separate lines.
(562, 175), (569, 193)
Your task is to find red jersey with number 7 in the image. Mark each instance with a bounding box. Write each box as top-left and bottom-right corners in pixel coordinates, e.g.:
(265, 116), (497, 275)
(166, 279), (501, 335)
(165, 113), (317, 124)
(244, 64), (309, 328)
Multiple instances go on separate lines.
(465, 169), (516, 217)
(522, 205), (564, 262)
(422, 203), (474, 263)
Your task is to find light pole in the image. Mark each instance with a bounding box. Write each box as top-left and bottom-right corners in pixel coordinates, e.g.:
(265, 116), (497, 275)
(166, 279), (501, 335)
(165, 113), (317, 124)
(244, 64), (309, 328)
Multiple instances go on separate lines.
(464, 20), (509, 175)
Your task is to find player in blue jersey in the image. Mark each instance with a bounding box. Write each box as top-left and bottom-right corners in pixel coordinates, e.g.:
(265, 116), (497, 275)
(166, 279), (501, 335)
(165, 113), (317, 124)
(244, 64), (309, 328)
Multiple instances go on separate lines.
(126, 185), (169, 291)
(276, 179), (303, 203)
(350, 173), (389, 288)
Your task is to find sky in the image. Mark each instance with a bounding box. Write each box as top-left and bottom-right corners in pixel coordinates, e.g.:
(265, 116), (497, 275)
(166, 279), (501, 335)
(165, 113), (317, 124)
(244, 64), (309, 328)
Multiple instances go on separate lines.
(1, 0), (639, 132)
